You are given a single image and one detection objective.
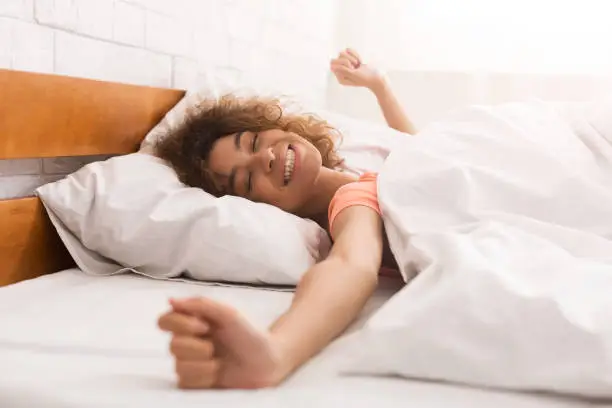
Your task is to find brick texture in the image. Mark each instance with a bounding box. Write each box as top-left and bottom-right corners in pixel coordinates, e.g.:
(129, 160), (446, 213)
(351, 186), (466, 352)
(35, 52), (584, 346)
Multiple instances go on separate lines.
(0, 0), (33, 20)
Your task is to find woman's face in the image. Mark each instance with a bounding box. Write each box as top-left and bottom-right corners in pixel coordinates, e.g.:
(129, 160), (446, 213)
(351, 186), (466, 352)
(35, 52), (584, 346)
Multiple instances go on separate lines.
(207, 129), (323, 213)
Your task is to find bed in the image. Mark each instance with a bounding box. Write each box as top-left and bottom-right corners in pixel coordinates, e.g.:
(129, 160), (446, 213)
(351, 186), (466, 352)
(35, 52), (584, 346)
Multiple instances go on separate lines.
(0, 69), (602, 407)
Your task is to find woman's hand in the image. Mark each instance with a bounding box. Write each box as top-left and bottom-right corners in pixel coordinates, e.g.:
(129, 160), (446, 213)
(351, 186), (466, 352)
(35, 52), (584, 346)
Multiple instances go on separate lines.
(330, 48), (386, 93)
(159, 206), (384, 391)
(332, 48), (416, 134)
(158, 297), (286, 389)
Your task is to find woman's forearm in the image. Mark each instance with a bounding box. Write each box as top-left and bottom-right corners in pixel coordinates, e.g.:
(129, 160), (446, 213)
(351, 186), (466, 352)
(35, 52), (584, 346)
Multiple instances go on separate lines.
(371, 78), (417, 135)
(269, 257), (378, 380)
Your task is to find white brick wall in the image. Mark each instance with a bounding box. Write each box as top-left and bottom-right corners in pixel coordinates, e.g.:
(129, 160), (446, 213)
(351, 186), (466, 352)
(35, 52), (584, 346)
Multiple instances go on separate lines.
(0, 0), (339, 199)
(55, 30), (173, 87)
(113, 1), (145, 46)
(0, 0), (34, 20)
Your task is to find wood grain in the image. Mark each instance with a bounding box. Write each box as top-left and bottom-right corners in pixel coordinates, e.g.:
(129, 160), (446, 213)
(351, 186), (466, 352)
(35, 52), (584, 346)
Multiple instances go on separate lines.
(0, 69), (185, 159)
(0, 197), (75, 286)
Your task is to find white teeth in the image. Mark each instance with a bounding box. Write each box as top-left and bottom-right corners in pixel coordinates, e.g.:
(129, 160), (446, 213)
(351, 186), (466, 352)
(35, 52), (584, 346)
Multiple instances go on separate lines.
(284, 148), (295, 184)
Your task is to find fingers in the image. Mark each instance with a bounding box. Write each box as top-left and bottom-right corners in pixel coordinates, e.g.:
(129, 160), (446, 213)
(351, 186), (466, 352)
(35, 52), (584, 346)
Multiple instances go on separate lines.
(330, 57), (353, 70)
(331, 65), (353, 80)
(330, 48), (360, 68)
(169, 297), (238, 327)
(330, 48), (362, 84)
(339, 50), (360, 68)
(170, 335), (214, 360)
(158, 311), (210, 336)
(346, 48), (362, 65)
(159, 297), (236, 390)
(330, 59), (354, 84)
(175, 359), (221, 389)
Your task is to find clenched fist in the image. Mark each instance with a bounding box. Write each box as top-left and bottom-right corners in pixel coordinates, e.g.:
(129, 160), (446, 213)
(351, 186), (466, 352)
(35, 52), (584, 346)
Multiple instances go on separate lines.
(330, 48), (386, 93)
(158, 297), (285, 389)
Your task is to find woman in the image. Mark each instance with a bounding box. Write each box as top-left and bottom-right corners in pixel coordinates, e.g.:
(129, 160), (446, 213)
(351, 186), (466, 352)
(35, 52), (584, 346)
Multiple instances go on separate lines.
(156, 49), (416, 389)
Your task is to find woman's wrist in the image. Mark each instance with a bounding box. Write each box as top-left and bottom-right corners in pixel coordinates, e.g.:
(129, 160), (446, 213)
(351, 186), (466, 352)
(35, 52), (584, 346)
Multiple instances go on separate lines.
(368, 75), (391, 98)
(266, 330), (301, 385)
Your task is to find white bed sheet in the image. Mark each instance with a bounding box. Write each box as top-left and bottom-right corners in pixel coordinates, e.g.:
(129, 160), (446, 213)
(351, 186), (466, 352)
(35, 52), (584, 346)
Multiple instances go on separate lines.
(0, 270), (598, 408)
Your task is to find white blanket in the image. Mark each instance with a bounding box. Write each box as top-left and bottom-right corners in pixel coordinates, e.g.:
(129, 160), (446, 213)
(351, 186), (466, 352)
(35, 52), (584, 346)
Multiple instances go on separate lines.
(346, 98), (612, 399)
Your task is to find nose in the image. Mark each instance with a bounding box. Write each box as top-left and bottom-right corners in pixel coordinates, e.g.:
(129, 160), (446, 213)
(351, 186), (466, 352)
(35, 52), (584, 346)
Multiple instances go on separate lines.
(253, 147), (275, 173)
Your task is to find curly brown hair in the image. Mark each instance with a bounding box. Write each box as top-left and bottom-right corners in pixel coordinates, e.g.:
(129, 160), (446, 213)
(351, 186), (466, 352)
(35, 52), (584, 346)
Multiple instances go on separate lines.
(155, 94), (343, 196)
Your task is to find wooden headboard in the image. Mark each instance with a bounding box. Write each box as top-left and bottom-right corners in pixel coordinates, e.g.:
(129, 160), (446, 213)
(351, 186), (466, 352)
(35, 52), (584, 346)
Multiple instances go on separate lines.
(0, 69), (185, 286)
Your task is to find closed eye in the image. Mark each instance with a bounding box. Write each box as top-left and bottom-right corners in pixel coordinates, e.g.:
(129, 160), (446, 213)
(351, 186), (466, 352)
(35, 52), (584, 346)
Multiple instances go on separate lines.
(244, 133), (259, 195)
(246, 171), (253, 195)
(251, 133), (259, 152)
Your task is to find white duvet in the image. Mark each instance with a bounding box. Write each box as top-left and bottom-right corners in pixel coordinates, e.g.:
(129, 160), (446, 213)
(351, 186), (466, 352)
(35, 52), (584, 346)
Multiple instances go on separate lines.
(344, 97), (612, 399)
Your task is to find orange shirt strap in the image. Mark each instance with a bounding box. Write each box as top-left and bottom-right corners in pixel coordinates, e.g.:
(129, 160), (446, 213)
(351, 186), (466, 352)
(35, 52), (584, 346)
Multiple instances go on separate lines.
(327, 173), (380, 233)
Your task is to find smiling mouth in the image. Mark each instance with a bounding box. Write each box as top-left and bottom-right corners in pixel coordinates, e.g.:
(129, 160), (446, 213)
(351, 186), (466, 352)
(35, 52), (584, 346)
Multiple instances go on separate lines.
(283, 145), (295, 185)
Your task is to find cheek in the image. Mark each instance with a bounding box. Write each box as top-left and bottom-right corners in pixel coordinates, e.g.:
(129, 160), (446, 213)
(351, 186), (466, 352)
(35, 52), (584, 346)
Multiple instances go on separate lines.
(306, 152), (320, 171)
(301, 145), (323, 176)
(252, 179), (280, 204)
(254, 181), (301, 211)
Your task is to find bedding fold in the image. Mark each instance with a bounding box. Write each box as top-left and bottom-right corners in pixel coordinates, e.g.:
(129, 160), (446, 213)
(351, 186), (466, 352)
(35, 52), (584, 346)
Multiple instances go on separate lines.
(347, 97), (612, 398)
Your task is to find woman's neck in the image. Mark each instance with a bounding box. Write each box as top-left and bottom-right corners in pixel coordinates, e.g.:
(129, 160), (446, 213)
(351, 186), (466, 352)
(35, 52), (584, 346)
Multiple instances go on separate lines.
(297, 168), (357, 219)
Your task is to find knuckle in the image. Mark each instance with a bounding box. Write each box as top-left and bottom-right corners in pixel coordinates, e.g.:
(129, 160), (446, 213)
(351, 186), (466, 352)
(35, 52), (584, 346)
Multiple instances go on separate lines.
(224, 305), (240, 320)
(189, 320), (204, 333)
(202, 341), (215, 357)
(175, 361), (215, 389)
(178, 378), (213, 390)
(194, 298), (208, 308)
(208, 359), (221, 374)
(175, 360), (195, 375)
(169, 337), (183, 355)
(177, 377), (198, 389)
(157, 313), (171, 329)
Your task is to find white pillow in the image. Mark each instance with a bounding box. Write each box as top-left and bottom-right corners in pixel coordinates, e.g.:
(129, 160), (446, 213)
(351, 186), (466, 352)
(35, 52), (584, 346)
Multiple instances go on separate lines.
(37, 153), (330, 285)
(139, 90), (206, 154)
(39, 76), (405, 286)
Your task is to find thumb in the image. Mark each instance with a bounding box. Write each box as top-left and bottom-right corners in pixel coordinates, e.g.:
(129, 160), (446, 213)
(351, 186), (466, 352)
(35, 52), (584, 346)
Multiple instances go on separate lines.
(169, 297), (237, 326)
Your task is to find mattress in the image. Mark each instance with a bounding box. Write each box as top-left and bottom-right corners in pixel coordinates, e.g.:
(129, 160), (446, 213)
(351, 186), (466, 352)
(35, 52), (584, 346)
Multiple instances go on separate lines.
(0, 270), (597, 408)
